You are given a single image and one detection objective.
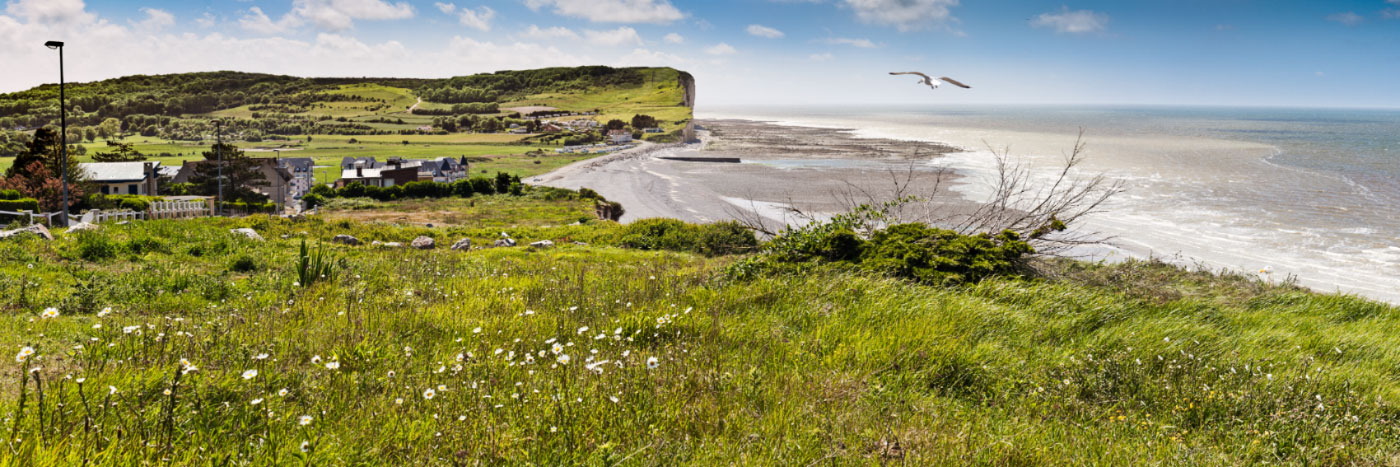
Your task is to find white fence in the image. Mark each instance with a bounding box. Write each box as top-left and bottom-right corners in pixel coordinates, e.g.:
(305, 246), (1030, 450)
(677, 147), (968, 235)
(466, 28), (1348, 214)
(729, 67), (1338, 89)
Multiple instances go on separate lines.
(146, 200), (213, 220)
(0, 210), (64, 226)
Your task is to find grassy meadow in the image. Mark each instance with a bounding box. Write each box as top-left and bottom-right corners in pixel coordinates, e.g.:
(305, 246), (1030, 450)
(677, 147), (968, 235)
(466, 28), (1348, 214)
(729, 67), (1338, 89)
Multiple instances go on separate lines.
(3, 194), (1399, 464)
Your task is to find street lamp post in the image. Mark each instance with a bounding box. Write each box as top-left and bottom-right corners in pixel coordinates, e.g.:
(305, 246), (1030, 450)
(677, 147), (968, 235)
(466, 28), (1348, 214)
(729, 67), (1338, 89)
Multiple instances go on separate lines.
(215, 120), (223, 216)
(45, 40), (68, 226)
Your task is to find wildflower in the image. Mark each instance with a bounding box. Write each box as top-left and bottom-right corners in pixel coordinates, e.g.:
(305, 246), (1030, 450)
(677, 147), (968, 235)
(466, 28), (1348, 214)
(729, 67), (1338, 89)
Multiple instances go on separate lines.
(609, 396), (619, 403)
(163, 389), (172, 396)
(15, 346), (34, 363)
(242, 370), (258, 380)
(98, 307), (113, 318)
(423, 388), (437, 400)
(278, 388), (289, 397)
(123, 326), (140, 334)
(456, 353), (465, 362)
(473, 327), (482, 334)
(551, 343), (564, 355)
(254, 353), (269, 360)
(646, 357), (659, 370)
(311, 355), (322, 364)
(109, 386), (118, 395)
(300, 441), (310, 452)
(250, 398), (263, 405)
(395, 398), (404, 405)
(299, 415), (313, 426)
(76, 377), (86, 383)
(92, 324), (101, 329)
(40, 308), (59, 319)
(577, 326), (589, 335)
(325, 360), (340, 370)
(557, 354), (570, 365)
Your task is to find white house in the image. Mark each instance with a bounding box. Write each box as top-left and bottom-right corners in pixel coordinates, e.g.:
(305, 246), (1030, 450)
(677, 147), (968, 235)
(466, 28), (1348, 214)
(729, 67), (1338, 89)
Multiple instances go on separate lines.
(80, 161), (161, 196)
(608, 130), (633, 144)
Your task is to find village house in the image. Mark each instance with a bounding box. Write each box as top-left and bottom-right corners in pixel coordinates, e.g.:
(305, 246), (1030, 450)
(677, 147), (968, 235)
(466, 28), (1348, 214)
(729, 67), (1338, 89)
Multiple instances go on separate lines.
(277, 157), (316, 198)
(608, 129), (633, 144)
(171, 158), (294, 208)
(80, 161), (161, 196)
(336, 158), (420, 188)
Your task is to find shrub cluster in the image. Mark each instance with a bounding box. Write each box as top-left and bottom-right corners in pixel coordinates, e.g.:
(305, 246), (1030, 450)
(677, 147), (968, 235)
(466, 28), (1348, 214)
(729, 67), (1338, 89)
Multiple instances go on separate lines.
(81, 193), (163, 212)
(0, 189), (40, 218)
(306, 172), (524, 207)
(616, 218), (757, 257)
(744, 204), (1036, 286)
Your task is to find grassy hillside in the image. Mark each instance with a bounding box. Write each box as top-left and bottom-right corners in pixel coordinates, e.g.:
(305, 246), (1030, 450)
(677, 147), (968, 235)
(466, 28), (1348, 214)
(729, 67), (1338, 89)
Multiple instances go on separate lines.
(2, 195), (1397, 464)
(0, 67), (694, 182)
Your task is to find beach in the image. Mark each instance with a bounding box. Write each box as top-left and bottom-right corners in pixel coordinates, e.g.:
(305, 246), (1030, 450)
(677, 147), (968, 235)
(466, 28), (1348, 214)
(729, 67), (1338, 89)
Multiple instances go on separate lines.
(530, 119), (977, 229)
(533, 107), (1400, 304)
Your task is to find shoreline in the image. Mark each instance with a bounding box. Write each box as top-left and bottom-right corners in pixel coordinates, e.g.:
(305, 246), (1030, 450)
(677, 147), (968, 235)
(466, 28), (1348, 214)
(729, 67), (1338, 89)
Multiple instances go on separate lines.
(532, 116), (1397, 305)
(530, 119), (977, 228)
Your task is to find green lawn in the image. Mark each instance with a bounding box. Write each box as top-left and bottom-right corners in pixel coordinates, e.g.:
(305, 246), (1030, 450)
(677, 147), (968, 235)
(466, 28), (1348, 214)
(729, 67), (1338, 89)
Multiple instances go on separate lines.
(2, 197), (1397, 464)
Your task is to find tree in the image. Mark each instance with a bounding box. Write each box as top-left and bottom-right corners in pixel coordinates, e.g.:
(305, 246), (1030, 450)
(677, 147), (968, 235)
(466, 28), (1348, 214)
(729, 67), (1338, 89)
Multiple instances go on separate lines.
(91, 140), (146, 162)
(6, 128), (82, 185)
(186, 142), (269, 203)
(605, 119), (627, 131)
(631, 114), (657, 129)
(97, 118), (122, 139)
(0, 161), (86, 211)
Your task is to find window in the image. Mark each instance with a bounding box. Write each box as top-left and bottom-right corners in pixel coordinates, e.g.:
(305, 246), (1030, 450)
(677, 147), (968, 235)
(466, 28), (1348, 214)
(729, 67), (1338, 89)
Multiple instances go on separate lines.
(128, 184), (138, 195)
(101, 186), (109, 195)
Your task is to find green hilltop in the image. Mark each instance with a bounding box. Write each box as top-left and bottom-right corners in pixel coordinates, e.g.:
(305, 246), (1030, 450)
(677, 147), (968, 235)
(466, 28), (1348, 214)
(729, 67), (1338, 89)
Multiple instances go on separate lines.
(0, 66), (694, 181)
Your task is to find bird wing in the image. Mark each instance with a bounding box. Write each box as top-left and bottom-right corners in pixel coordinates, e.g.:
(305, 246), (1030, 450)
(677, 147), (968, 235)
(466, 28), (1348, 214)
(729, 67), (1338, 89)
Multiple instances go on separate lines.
(938, 77), (971, 89)
(889, 71), (932, 80)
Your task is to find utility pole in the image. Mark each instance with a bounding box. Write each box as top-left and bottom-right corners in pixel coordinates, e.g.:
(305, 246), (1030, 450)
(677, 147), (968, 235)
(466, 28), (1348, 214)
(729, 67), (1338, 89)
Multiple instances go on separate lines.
(45, 41), (69, 226)
(216, 120), (223, 217)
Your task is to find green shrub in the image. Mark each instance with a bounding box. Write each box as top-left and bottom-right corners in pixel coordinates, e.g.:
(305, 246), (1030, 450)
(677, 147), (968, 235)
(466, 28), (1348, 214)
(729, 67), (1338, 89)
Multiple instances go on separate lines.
(302, 193), (326, 209)
(0, 189), (21, 200)
(469, 177), (495, 195)
(0, 198), (40, 222)
(450, 179), (475, 198)
(403, 181), (449, 199)
(618, 219), (756, 257)
(859, 224), (1032, 285)
(508, 182), (524, 196)
(230, 254), (260, 273)
(75, 233), (119, 261)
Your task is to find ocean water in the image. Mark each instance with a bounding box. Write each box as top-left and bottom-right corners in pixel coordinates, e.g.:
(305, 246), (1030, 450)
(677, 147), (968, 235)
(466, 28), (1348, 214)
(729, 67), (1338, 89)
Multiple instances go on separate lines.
(700, 105), (1400, 303)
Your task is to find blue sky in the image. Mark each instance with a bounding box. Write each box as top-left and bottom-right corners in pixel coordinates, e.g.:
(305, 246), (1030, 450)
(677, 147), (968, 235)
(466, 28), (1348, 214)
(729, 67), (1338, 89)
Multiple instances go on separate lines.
(2, 0), (1398, 108)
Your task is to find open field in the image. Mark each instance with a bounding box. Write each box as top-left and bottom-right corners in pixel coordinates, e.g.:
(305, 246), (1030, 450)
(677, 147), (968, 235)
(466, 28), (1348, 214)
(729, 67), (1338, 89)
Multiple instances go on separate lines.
(2, 193), (1398, 464)
(0, 133), (591, 182)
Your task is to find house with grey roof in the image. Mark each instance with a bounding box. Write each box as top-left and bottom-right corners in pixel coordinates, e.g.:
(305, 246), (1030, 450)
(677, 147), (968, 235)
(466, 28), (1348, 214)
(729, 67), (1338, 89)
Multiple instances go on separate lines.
(79, 161), (161, 196)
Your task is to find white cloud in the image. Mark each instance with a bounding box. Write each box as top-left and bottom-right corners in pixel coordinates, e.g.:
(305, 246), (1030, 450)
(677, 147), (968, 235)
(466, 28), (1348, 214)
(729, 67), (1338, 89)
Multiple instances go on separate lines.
(663, 32), (684, 43)
(523, 0), (683, 24)
(455, 5), (494, 31)
(4, 0), (94, 25)
(746, 24), (783, 38)
(195, 12), (216, 28)
(822, 37), (877, 48)
(519, 25), (579, 40)
(583, 26), (642, 46)
(1326, 12), (1363, 26)
(808, 53), (833, 61)
(135, 8), (174, 30)
(434, 2), (456, 14)
(704, 42), (736, 55)
(239, 7), (303, 34)
(1031, 8), (1109, 34)
(292, 0), (415, 31)
(842, 0), (958, 31)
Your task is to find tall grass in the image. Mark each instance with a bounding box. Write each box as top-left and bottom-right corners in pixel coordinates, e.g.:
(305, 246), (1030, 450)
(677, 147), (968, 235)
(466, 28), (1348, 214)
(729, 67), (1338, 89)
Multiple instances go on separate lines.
(1, 217), (1397, 464)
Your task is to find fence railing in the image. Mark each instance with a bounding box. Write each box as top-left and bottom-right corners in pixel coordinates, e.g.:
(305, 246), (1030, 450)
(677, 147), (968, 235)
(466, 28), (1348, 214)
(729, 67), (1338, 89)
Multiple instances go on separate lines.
(0, 210), (65, 226)
(147, 200), (214, 220)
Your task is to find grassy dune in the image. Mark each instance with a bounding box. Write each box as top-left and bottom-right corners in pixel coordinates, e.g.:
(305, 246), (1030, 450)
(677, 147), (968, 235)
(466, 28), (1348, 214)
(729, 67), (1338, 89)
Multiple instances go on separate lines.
(2, 195), (1397, 464)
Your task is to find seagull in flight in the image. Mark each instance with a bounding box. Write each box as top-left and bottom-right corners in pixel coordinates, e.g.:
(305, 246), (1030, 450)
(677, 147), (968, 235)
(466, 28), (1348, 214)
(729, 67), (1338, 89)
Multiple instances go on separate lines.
(889, 72), (971, 91)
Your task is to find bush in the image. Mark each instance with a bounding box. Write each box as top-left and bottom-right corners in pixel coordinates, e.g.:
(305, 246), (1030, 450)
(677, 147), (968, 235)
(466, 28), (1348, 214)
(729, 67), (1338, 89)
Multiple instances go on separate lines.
(617, 219), (757, 257)
(302, 193), (326, 209)
(230, 254), (260, 273)
(0, 189), (21, 200)
(859, 224), (1032, 285)
(403, 181), (449, 199)
(450, 179), (475, 198)
(495, 172), (513, 194)
(75, 233), (119, 261)
(0, 197), (40, 213)
(469, 177), (495, 195)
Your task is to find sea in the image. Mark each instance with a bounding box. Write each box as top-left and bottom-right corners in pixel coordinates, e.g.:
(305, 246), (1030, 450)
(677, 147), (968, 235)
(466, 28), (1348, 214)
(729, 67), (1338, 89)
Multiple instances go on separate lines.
(699, 105), (1400, 304)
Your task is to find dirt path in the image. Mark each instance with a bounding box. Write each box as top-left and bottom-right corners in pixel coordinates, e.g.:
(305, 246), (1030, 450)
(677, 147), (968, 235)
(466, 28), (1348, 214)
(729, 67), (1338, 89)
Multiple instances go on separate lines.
(408, 97), (421, 113)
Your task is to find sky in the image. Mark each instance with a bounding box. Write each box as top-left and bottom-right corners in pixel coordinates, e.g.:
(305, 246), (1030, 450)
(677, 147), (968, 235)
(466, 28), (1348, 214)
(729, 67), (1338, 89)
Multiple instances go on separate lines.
(2, 0), (1399, 109)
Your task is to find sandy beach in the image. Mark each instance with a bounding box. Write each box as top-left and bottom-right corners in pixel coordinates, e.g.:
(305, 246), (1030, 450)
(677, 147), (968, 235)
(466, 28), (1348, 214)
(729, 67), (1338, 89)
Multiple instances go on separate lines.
(530, 119), (975, 228)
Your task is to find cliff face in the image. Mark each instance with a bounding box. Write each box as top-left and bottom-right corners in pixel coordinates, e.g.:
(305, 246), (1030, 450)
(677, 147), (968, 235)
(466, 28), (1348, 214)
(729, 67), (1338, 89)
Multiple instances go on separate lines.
(677, 71), (698, 142)
(677, 71), (696, 109)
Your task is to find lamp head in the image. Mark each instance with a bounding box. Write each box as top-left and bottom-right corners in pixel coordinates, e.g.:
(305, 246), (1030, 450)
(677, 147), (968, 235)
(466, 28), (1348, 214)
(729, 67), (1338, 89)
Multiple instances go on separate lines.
(45, 41), (64, 49)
